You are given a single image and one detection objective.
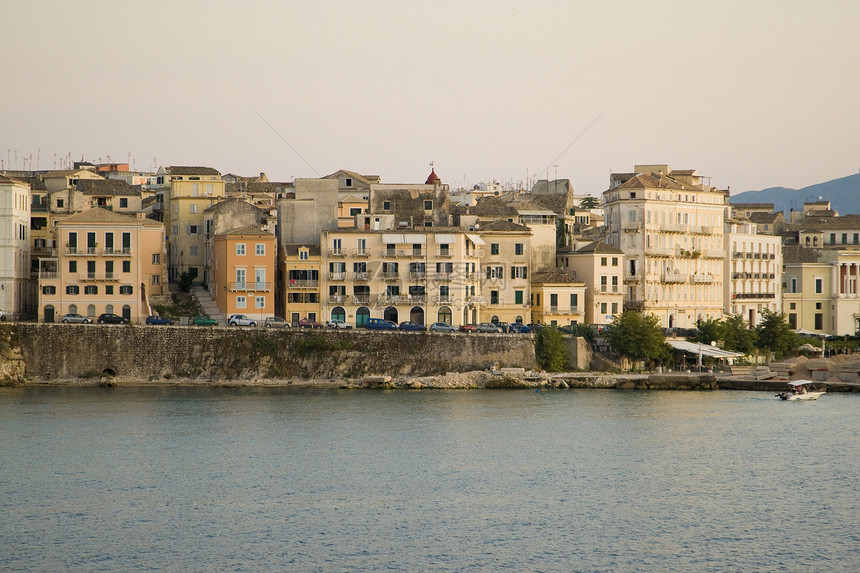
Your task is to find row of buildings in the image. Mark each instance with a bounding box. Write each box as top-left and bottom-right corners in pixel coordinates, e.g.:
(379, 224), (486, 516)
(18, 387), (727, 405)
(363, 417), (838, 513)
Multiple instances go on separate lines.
(1, 162), (859, 336)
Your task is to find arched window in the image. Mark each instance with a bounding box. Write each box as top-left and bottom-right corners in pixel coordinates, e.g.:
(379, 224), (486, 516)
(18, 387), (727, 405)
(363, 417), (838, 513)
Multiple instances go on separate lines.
(122, 305), (131, 321)
(383, 306), (398, 323)
(331, 306), (346, 322)
(105, 304), (114, 314)
(437, 306), (452, 324)
(409, 306), (424, 325)
(491, 315), (499, 324)
(68, 304), (78, 315)
(87, 305), (96, 318)
(515, 315), (523, 324)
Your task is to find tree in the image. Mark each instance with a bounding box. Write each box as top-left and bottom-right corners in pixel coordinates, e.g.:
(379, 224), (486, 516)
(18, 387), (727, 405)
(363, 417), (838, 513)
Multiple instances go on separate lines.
(692, 318), (722, 344)
(178, 270), (195, 293)
(605, 311), (666, 364)
(535, 327), (569, 372)
(756, 309), (799, 360)
(721, 314), (758, 355)
(579, 195), (600, 210)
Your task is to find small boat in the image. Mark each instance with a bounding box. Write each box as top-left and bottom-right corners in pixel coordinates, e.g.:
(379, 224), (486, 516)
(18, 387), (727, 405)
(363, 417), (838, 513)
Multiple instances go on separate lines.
(776, 380), (826, 401)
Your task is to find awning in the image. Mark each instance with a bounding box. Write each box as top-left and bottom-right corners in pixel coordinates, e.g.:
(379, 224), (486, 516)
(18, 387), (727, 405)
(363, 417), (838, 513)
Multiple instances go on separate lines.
(434, 233), (456, 244)
(403, 234), (426, 244)
(381, 233), (404, 244)
(665, 339), (745, 358)
(465, 233), (485, 245)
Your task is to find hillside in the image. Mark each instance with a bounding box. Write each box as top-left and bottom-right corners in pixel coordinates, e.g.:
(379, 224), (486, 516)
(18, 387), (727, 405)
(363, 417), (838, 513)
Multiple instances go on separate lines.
(731, 173), (860, 215)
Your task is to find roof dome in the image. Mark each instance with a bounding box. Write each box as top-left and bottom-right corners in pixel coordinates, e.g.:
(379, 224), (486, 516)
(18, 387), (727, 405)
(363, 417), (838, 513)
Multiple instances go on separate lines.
(425, 168), (440, 184)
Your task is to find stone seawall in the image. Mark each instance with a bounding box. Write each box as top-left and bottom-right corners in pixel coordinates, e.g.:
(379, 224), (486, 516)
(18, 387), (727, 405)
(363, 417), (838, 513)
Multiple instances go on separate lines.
(3, 324), (536, 384)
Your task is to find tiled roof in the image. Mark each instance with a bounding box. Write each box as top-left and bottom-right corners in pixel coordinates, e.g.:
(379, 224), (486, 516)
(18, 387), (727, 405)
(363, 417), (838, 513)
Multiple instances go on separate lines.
(615, 172), (699, 192)
(203, 197), (265, 214)
(575, 240), (624, 255)
(213, 225), (272, 238)
(76, 179), (141, 196)
(281, 244), (322, 257)
(531, 270), (581, 284)
(165, 166), (221, 176)
(0, 174), (29, 185)
(798, 214), (860, 230)
(478, 220), (531, 232)
(749, 212), (780, 224)
(58, 207), (148, 225)
(15, 176), (47, 190)
(732, 202), (775, 209)
(324, 170), (381, 186)
(783, 245), (823, 264)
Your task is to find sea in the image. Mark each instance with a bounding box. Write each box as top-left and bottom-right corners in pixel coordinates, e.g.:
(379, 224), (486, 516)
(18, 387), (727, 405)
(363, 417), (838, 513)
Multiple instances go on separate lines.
(1, 386), (858, 572)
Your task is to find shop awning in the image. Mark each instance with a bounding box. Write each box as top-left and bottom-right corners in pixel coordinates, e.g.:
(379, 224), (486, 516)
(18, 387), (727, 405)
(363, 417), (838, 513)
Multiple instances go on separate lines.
(665, 339), (745, 358)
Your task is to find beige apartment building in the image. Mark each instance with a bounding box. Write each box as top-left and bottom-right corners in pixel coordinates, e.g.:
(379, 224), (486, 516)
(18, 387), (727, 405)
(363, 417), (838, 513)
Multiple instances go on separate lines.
(604, 165), (729, 329)
(319, 228), (484, 327)
(210, 227), (276, 320)
(158, 166), (225, 284)
(0, 175), (31, 319)
(281, 244), (322, 325)
(725, 219), (782, 326)
(556, 241), (625, 326)
(530, 271), (587, 327)
(37, 208), (165, 323)
(477, 221), (533, 325)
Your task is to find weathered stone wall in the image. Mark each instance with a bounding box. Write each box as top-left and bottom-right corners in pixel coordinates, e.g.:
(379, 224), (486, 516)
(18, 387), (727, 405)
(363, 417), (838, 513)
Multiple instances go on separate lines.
(5, 324), (535, 383)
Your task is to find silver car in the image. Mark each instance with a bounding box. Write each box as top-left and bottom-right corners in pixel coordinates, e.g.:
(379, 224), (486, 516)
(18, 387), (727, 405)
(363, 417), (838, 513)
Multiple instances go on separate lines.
(227, 314), (257, 327)
(327, 319), (352, 329)
(429, 322), (457, 333)
(477, 322), (503, 333)
(264, 316), (289, 328)
(61, 313), (91, 324)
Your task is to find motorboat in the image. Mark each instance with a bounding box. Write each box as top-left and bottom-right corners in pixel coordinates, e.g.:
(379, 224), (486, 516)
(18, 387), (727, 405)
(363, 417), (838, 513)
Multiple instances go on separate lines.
(776, 380), (826, 401)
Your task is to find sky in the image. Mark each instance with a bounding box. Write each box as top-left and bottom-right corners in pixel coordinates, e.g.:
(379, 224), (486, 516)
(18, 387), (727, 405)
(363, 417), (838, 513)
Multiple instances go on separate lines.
(2, 0), (859, 196)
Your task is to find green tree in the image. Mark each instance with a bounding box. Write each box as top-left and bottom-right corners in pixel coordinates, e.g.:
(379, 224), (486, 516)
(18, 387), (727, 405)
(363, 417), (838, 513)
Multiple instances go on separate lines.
(579, 195), (600, 210)
(756, 309), (799, 360)
(178, 270), (195, 293)
(721, 314), (758, 355)
(605, 311), (666, 364)
(535, 327), (569, 372)
(692, 318), (722, 344)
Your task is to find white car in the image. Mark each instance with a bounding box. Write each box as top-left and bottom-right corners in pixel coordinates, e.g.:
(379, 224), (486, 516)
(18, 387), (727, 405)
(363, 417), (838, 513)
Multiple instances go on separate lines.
(227, 314), (257, 327)
(327, 319), (352, 329)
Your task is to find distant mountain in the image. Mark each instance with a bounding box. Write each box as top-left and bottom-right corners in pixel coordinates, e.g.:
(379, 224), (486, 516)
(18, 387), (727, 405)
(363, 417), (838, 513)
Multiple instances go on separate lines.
(731, 173), (860, 216)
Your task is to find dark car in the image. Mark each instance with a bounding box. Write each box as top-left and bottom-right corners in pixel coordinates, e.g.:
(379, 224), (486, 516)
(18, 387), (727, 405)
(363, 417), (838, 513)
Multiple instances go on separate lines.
(298, 318), (324, 329)
(145, 315), (174, 325)
(97, 313), (129, 325)
(459, 323), (478, 333)
(398, 321), (427, 332)
(193, 314), (218, 326)
(508, 323), (531, 333)
(365, 318), (397, 331)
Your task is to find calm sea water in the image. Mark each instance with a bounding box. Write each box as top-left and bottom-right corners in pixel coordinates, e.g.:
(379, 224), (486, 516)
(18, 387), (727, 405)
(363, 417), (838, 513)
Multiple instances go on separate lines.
(1, 386), (858, 572)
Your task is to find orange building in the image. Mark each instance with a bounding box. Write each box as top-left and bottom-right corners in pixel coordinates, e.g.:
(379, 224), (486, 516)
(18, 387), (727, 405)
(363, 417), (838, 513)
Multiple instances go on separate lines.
(211, 226), (276, 320)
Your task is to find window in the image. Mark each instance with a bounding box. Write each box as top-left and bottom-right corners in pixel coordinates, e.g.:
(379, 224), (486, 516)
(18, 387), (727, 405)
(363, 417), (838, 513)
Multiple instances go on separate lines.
(814, 313), (823, 330)
(490, 243), (499, 255)
(236, 243), (246, 256)
(66, 285), (80, 295)
(69, 261), (77, 273)
(236, 296), (246, 309)
(345, 177), (352, 187)
(105, 286), (113, 295)
(511, 266), (528, 279)
(815, 302), (822, 310)
(120, 285), (133, 295)
(236, 268), (246, 288)
(152, 254), (160, 264)
(515, 243), (524, 256)
(119, 198), (128, 208)
(190, 203), (198, 214)
(256, 243), (265, 256)
(424, 200), (433, 211)
(57, 199), (64, 208)
(830, 233), (836, 244)
(611, 276), (618, 292)
(299, 250), (308, 260)
(255, 296), (265, 308)
(84, 285), (98, 295)
(600, 257), (607, 266)
(570, 293), (578, 307)
(189, 246), (198, 256)
(490, 290), (499, 305)
(188, 225), (199, 234)
(611, 257), (618, 266)
(611, 302), (618, 314)
(42, 286), (56, 295)
(349, 207), (361, 216)
(815, 278), (823, 294)
(152, 275), (160, 285)
(515, 290), (523, 305)
(288, 293), (303, 303)
(383, 200), (391, 211)
(600, 302), (608, 314)
(600, 276), (608, 290)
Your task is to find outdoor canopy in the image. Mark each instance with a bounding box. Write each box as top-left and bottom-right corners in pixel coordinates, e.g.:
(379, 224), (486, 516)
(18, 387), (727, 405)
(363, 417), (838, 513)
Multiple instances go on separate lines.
(664, 339), (745, 359)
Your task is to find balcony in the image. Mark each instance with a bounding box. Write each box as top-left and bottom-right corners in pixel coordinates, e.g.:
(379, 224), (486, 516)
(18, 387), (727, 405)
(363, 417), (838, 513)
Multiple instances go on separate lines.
(329, 272), (346, 281)
(733, 292), (776, 300)
(230, 282), (273, 291)
(381, 271), (400, 281)
(437, 249), (454, 258)
(622, 222), (642, 232)
(692, 273), (714, 284)
(624, 274), (640, 283)
(407, 248), (426, 258)
(353, 248), (371, 257)
(379, 295), (411, 305)
(409, 271), (426, 280)
(103, 248), (132, 257)
(434, 272), (452, 282)
(353, 272), (369, 281)
(432, 295), (454, 305)
(624, 300), (646, 311)
(287, 279), (318, 289)
(32, 247), (57, 257)
(645, 247), (675, 257)
(328, 295), (347, 304)
(548, 306), (583, 315)
(353, 296), (372, 305)
(328, 248), (345, 257)
(660, 223), (687, 233)
(39, 271), (58, 280)
(662, 273), (687, 283)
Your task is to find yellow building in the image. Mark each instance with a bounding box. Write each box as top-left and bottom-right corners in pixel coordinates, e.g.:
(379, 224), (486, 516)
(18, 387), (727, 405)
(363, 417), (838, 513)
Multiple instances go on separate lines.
(530, 270), (587, 327)
(477, 220), (532, 325)
(556, 240), (625, 326)
(281, 244), (322, 325)
(211, 227), (276, 320)
(159, 166), (225, 284)
(320, 228), (483, 327)
(37, 208), (165, 323)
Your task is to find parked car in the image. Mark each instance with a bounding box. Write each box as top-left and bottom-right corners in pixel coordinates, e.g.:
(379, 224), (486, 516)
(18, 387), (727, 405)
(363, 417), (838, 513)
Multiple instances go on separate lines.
(145, 315), (174, 325)
(298, 318), (324, 329)
(365, 318), (397, 331)
(326, 319), (351, 329)
(477, 322), (503, 333)
(61, 313), (91, 324)
(97, 313), (129, 325)
(459, 323), (478, 333)
(193, 314), (218, 326)
(398, 321), (427, 332)
(508, 323), (531, 333)
(0, 311), (8, 322)
(264, 316), (289, 328)
(228, 314), (257, 327)
(527, 323), (544, 332)
(496, 322), (511, 333)
(429, 322), (457, 333)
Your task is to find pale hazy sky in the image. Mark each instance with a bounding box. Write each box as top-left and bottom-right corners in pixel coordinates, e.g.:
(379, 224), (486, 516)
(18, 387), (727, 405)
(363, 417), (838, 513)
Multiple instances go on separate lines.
(3, 0), (858, 195)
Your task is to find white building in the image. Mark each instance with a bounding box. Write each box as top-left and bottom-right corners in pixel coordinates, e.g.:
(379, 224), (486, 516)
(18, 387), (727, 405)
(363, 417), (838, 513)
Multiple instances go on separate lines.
(725, 219), (783, 326)
(0, 175), (32, 319)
